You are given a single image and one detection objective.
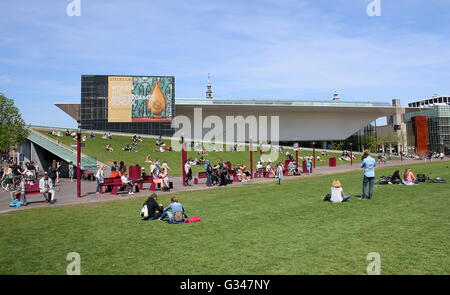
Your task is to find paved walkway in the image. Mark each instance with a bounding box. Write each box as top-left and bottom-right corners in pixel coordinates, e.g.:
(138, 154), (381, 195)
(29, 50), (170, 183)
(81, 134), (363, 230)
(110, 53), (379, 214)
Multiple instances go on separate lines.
(1, 158), (446, 214)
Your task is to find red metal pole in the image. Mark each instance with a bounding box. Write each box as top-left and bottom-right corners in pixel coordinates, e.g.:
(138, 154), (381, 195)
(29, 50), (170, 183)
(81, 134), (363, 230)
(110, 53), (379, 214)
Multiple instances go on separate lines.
(182, 142), (187, 186)
(313, 143), (316, 169)
(249, 140), (253, 178)
(296, 150), (299, 169)
(76, 125), (81, 198)
(350, 145), (353, 166)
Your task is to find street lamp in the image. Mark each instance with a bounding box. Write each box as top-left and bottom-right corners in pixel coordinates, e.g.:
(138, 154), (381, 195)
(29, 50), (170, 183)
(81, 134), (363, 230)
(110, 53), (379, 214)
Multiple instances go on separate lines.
(249, 138), (253, 179)
(349, 142), (353, 166)
(294, 142), (299, 170)
(181, 135), (186, 186)
(312, 141), (316, 169)
(76, 122), (81, 198)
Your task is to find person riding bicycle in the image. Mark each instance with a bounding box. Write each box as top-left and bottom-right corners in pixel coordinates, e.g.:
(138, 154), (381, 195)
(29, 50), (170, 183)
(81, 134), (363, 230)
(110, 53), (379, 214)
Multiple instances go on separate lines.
(1, 164), (14, 191)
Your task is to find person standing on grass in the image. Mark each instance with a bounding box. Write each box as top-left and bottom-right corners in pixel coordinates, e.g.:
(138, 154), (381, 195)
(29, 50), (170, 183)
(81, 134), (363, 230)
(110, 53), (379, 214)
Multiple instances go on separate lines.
(360, 150), (376, 200)
(276, 162), (284, 184)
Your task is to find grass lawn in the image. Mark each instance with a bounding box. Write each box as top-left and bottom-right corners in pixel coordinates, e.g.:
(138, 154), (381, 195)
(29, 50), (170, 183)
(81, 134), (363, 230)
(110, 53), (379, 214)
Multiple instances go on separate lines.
(36, 129), (361, 175)
(1, 161), (449, 274)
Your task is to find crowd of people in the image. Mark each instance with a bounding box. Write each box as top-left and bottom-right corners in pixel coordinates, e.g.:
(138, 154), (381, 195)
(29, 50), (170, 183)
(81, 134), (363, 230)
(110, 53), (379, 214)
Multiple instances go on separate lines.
(4, 133), (448, 211)
(94, 157), (173, 195)
(2, 160), (58, 206)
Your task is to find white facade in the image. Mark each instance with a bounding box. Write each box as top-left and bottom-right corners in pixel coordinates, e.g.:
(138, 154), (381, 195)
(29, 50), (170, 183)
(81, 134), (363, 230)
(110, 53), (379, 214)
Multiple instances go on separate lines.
(175, 99), (400, 142)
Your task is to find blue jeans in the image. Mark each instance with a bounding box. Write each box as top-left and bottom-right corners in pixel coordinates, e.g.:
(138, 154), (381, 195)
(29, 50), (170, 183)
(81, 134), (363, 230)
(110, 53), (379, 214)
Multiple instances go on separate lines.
(278, 173), (283, 184)
(159, 211), (188, 221)
(324, 194), (351, 202)
(207, 173), (212, 186)
(362, 176), (375, 199)
(96, 177), (102, 193)
(159, 211), (172, 221)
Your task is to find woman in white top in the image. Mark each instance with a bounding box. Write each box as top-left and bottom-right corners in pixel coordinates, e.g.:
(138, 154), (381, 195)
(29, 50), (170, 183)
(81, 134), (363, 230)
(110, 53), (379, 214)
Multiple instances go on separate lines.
(95, 165), (106, 194)
(322, 179), (350, 203)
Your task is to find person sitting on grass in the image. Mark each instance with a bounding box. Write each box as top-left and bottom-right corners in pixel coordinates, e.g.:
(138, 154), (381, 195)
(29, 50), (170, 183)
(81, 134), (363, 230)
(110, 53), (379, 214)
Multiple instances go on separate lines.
(140, 193), (164, 220)
(124, 144), (138, 152)
(391, 170), (402, 184)
(106, 144), (114, 152)
(157, 197), (188, 223)
(322, 179), (350, 203)
(402, 168), (419, 185)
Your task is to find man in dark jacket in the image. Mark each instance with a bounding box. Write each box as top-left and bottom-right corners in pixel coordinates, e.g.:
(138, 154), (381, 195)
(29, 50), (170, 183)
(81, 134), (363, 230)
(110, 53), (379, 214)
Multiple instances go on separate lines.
(141, 193), (164, 220)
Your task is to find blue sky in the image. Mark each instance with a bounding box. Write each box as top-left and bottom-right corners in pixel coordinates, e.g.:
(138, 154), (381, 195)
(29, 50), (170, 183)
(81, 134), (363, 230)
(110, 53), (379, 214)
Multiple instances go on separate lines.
(0, 0), (449, 128)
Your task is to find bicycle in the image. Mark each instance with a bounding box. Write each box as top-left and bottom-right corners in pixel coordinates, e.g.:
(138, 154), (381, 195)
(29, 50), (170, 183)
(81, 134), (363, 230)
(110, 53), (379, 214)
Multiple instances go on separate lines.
(1, 176), (17, 192)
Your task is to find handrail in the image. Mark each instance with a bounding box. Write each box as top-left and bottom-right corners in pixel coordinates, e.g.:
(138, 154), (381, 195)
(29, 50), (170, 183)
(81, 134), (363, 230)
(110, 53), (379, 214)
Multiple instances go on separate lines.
(27, 128), (105, 168)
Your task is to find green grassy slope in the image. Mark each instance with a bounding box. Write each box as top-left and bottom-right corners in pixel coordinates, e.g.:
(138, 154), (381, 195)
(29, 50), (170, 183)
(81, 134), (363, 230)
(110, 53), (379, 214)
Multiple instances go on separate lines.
(1, 161), (449, 274)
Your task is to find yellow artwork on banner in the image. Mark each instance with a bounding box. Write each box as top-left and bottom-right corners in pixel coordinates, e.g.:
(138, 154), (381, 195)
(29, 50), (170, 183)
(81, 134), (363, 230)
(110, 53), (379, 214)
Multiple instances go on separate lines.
(108, 76), (133, 122)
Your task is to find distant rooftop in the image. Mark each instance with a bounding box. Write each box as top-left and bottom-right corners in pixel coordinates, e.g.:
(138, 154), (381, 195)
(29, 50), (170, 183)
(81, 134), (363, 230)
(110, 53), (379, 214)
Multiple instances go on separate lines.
(408, 95), (450, 107)
(175, 98), (392, 107)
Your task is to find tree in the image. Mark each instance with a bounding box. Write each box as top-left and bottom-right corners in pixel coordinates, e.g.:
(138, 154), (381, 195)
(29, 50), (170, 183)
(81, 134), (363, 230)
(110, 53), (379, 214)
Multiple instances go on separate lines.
(362, 135), (377, 152)
(0, 93), (29, 152)
(331, 141), (345, 151)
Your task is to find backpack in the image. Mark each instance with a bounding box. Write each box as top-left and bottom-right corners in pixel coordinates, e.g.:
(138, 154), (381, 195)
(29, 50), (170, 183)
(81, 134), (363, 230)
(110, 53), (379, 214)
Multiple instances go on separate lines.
(9, 199), (23, 207)
(140, 205), (149, 219)
(417, 174), (428, 182)
(173, 211), (184, 222)
(207, 164), (213, 174)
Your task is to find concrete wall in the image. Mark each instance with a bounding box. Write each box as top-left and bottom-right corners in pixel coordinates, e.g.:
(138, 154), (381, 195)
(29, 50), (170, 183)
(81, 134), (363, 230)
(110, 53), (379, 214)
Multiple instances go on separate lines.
(176, 105), (390, 142)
